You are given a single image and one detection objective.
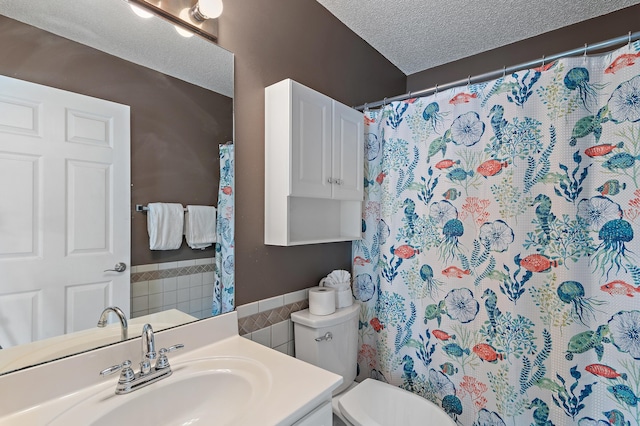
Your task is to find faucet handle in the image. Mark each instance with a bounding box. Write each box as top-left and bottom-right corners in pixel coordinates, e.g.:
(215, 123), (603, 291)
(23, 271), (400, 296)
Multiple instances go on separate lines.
(100, 360), (135, 384)
(155, 344), (185, 370)
(167, 344), (185, 352)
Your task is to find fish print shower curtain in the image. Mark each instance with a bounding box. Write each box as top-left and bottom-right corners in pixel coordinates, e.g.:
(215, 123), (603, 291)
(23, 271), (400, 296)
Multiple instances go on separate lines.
(354, 41), (640, 426)
(213, 143), (234, 315)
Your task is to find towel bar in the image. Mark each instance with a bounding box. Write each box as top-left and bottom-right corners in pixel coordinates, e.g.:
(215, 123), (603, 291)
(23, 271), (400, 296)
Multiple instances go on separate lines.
(135, 204), (189, 212)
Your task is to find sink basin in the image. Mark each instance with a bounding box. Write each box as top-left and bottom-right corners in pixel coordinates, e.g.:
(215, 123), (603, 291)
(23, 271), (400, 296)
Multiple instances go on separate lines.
(48, 356), (272, 425)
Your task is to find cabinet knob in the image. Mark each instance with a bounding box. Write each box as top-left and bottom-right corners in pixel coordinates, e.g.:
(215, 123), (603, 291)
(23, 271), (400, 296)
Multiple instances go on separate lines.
(327, 178), (334, 184)
(335, 179), (343, 185)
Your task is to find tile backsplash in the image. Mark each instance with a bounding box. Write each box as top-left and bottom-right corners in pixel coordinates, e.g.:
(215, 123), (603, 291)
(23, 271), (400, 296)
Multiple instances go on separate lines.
(130, 258), (215, 320)
(131, 260), (312, 357)
(236, 288), (310, 356)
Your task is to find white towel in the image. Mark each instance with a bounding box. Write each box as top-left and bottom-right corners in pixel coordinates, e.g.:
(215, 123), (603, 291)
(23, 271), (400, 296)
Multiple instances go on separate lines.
(147, 203), (184, 250)
(185, 205), (217, 250)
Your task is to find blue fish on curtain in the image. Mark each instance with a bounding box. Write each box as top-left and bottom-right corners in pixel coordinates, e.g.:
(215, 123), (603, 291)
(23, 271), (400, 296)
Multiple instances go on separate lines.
(212, 143), (235, 316)
(354, 42), (640, 425)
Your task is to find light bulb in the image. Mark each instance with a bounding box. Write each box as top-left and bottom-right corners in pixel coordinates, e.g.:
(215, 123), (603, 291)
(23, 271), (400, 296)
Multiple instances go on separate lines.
(175, 8), (195, 37)
(198, 0), (223, 19)
(129, 4), (153, 18)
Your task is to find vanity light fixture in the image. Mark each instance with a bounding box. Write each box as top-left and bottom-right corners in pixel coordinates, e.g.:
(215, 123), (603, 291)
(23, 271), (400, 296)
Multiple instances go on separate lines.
(126, 0), (220, 41)
(190, 0), (224, 21)
(176, 0), (223, 37)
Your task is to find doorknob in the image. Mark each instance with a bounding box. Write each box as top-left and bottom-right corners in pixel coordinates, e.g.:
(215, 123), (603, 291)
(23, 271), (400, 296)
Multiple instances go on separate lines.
(104, 262), (127, 273)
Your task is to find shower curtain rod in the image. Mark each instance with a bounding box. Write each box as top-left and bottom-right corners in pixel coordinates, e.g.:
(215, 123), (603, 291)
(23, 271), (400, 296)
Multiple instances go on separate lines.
(355, 30), (640, 111)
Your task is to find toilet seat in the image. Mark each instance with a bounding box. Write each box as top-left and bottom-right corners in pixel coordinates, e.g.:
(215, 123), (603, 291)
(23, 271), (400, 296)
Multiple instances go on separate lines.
(331, 381), (358, 425)
(336, 379), (456, 426)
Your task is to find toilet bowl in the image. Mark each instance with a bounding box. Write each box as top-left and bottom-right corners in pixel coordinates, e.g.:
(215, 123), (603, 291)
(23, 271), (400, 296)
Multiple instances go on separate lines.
(291, 305), (455, 426)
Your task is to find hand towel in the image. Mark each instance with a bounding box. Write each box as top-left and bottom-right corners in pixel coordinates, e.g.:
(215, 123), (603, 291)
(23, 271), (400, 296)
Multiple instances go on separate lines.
(147, 203), (184, 250)
(185, 205), (217, 250)
(320, 269), (353, 308)
(321, 269), (352, 290)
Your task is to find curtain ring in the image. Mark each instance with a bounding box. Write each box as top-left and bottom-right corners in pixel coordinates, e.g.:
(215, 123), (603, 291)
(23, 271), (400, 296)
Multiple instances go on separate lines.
(435, 84), (438, 95)
(541, 55), (545, 67)
(383, 97), (387, 107)
(502, 66), (506, 78)
(364, 102), (369, 112)
(583, 43), (588, 62)
(408, 90), (412, 101)
(629, 31), (633, 50)
(467, 75), (471, 89)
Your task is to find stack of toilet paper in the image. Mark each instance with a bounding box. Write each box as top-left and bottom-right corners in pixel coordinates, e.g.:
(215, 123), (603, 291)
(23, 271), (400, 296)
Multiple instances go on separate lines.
(319, 269), (353, 308)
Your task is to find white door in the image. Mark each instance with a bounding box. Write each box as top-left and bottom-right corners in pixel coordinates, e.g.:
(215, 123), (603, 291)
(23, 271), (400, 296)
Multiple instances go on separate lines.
(290, 81), (333, 199)
(332, 103), (364, 200)
(0, 75), (130, 348)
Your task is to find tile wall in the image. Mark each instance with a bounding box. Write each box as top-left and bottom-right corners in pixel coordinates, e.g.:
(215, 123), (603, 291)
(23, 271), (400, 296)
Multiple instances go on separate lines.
(131, 260), (313, 357)
(130, 258), (215, 320)
(236, 288), (310, 356)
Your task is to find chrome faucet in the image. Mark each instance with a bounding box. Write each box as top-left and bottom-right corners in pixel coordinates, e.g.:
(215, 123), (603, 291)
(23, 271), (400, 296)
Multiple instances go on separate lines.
(97, 306), (128, 341)
(99, 323), (183, 395)
(140, 323), (157, 375)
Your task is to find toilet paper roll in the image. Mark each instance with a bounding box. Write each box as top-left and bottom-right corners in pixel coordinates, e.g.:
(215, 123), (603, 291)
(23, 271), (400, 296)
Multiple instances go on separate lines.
(309, 286), (336, 316)
(335, 288), (353, 308)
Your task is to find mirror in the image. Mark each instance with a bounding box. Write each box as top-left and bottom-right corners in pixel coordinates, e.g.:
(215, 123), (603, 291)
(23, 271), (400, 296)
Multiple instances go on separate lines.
(0, 0), (233, 375)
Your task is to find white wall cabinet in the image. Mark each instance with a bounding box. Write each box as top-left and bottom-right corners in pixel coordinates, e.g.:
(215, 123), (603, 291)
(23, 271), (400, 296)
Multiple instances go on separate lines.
(265, 79), (363, 246)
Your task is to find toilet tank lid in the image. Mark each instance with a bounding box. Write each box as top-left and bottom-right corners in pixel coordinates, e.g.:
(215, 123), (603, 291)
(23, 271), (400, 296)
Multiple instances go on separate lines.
(291, 304), (360, 327)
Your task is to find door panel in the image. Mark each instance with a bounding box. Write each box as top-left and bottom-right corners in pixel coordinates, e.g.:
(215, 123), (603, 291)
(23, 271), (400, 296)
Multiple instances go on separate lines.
(291, 82), (332, 198)
(67, 160), (110, 254)
(0, 153), (41, 257)
(0, 95), (41, 137)
(332, 103), (364, 200)
(0, 290), (39, 346)
(65, 281), (112, 333)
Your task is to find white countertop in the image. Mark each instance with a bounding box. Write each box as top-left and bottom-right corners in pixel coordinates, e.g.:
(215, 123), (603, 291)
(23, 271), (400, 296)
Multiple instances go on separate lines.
(0, 311), (342, 425)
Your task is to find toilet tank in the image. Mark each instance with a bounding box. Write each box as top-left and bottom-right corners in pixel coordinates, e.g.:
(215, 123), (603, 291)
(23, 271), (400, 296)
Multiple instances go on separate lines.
(291, 304), (360, 395)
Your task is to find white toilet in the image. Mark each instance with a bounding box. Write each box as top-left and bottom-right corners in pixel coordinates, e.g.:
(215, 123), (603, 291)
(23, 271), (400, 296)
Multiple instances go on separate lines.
(291, 304), (455, 426)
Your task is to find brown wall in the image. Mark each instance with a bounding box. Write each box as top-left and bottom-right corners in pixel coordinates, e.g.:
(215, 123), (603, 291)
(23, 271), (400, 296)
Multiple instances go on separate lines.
(0, 16), (233, 266)
(407, 4), (640, 92)
(215, 0), (406, 305)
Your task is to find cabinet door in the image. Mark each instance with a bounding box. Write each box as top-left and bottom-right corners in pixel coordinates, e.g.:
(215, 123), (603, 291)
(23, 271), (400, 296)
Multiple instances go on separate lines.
(292, 401), (333, 426)
(291, 82), (332, 198)
(332, 102), (364, 200)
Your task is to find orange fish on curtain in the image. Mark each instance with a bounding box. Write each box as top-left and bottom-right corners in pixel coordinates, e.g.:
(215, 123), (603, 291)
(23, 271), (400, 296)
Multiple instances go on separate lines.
(449, 93), (477, 105)
(477, 159), (508, 177)
(605, 51), (640, 74)
(600, 280), (640, 297)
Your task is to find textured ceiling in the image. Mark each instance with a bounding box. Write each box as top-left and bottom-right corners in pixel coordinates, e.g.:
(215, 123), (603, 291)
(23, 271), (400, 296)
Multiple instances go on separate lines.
(317, 0), (640, 75)
(0, 0), (233, 97)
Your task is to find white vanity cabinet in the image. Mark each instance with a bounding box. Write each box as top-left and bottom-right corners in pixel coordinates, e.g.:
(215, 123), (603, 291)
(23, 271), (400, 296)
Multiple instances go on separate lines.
(265, 78), (364, 246)
(291, 401), (333, 426)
